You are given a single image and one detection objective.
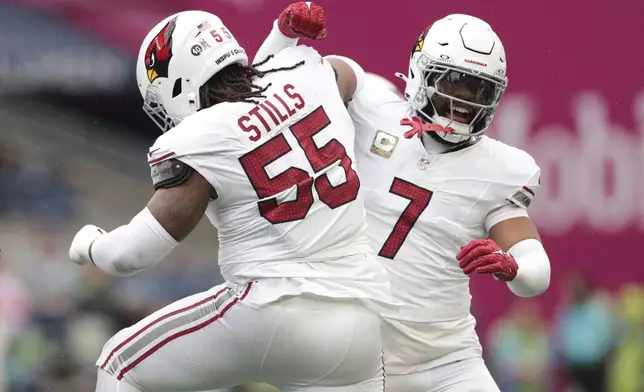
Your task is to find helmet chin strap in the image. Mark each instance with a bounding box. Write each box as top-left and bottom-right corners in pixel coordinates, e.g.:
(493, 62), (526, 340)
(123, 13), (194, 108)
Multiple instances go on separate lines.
(397, 77), (456, 138)
(400, 116), (454, 139)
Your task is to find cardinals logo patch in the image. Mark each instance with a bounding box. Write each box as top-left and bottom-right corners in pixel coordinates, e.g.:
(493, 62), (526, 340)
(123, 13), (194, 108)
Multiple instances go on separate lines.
(145, 16), (178, 83)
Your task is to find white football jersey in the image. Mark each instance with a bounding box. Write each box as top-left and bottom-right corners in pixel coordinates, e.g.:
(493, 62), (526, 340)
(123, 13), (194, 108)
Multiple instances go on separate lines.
(146, 46), (393, 307)
(347, 65), (540, 372)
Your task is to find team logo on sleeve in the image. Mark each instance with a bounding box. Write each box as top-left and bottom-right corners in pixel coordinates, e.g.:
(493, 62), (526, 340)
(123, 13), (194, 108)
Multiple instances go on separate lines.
(150, 159), (174, 185)
(508, 186), (535, 209)
(370, 130), (399, 158)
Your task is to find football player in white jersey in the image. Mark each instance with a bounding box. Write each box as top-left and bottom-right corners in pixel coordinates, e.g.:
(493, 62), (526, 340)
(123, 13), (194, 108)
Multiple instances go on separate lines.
(68, 8), (395, 392)
(256, 5), (552, 392)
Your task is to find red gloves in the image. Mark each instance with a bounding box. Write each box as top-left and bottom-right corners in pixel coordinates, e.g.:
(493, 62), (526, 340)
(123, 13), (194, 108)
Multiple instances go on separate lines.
(278, 2), (327, 40)
(457, 239), (519, 281)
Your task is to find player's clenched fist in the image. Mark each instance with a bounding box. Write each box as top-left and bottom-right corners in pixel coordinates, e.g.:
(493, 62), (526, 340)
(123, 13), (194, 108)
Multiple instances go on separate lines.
(457, 239), (519, 281)
(278, 2), (327, 40)
(69, 224), (106, 266)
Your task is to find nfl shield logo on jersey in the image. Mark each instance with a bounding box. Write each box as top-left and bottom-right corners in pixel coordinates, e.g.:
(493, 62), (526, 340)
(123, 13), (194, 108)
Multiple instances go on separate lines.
(370, 130), (399, 158)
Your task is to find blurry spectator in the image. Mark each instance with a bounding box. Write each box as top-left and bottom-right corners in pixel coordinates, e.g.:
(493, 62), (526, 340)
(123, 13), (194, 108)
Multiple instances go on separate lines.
(74, 267), (127, 332)
(33, 354), (89, 392)
(69, 267), (126, 367)
(608, 284), (644, 392)
(554, 273), (616, 392)
(145, 248), (221, 301)
(3, 325), (53, 392)
(10, 156), (74, 224)
(488, 299), (551, 392)
(0, 143), (22, 216)
(0, 142), (74, 224)
(19, 232), (79, 342)
(0, 251), (32, 333)
(0, 251), (33, 392)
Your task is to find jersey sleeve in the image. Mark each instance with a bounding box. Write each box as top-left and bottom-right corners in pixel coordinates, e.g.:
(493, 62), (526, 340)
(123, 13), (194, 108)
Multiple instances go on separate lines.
(276, 45), (338, 88)
(146, 111), (240, 195)
(323, 55), (367, 100)
(330, 57), (405, 155)
(253, 19), (298, 65)
(484, 156), (541, 232)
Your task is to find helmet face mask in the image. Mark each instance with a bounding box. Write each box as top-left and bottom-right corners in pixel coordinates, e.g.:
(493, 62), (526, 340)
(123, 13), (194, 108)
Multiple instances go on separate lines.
(143, 86), (183, 132)
(416, 59), (507, 138)
(403, 14), (508, 143)
(136, 11), (249, 132)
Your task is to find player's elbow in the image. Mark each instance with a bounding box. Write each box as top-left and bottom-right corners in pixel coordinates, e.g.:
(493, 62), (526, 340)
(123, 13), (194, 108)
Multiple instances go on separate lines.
(94, 239), (150, 277)
(509, 269), (550, 298)
(110, 249), (151, 277)
(91, 208), (179, 277)
(506, 239), (551, 298)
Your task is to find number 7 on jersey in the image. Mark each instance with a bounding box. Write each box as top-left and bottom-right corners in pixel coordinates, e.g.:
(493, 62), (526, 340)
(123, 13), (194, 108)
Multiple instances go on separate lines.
(378, 178), (433, 259)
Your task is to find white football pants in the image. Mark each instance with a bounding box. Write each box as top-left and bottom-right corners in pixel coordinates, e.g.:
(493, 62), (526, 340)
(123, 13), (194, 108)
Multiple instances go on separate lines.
(95, 281), (384, 392)
(386, 356), (500, 392)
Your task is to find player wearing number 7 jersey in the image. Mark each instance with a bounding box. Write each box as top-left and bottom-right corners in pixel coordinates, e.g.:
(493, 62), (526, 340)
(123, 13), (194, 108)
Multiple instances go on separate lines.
(256, 6), (552, 392)
(68, 9), (395, 392)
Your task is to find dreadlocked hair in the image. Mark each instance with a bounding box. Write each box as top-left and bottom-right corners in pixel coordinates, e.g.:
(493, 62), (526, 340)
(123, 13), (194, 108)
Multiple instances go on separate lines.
(199, 55), (306, 109)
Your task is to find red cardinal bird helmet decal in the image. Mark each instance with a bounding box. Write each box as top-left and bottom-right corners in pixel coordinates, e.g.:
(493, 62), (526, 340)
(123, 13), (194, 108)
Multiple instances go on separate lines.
(145, 16), (178, 83)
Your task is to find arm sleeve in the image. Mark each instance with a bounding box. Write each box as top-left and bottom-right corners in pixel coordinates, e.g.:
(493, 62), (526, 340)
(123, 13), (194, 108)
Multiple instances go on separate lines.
(91, 208), (178, 277)
(253, 19), (299, 65)
(506, 238), (551, 297)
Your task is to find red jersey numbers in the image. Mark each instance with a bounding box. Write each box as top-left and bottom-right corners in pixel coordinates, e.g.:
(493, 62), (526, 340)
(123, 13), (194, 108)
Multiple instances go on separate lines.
(378, 178), (433, 259)
(291, 107), (360, 209)
(239, 106), (360, 224)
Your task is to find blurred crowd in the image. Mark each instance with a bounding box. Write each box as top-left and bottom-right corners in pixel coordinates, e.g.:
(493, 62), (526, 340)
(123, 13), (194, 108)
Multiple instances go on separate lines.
(487, 277), (643, 392)
(0, 143), (74, 224)
(0, 142), (226, 391)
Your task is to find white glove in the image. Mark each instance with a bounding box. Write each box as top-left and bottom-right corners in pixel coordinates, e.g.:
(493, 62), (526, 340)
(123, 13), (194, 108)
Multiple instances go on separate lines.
(69, 225), (106, 266)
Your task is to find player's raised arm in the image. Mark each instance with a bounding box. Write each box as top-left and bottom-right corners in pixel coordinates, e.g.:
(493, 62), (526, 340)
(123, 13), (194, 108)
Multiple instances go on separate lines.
(254, 2), (362, 104)
(68, 166), (213, 277)
(253, 2), (326, 65)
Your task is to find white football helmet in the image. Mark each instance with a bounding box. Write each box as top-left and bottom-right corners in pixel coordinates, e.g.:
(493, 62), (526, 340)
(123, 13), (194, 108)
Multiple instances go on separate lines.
(402, 14), (508, 143)
(136, 10), (248, 131)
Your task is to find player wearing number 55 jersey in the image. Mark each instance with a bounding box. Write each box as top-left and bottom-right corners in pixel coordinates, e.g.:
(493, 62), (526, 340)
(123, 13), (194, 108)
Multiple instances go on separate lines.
(68, 9), (394, 392)
(256, 6), (552, 392)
